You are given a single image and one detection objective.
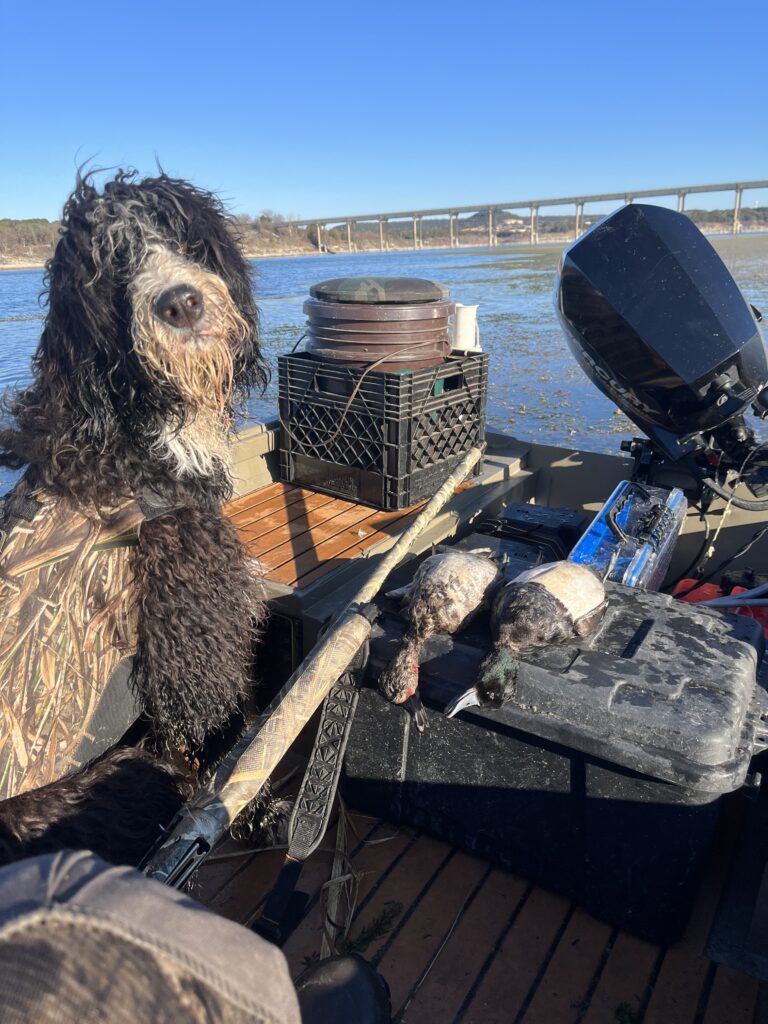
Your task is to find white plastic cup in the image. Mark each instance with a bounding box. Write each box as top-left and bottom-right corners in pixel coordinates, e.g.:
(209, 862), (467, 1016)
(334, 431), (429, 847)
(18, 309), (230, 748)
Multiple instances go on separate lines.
(453, 303), (481, 352)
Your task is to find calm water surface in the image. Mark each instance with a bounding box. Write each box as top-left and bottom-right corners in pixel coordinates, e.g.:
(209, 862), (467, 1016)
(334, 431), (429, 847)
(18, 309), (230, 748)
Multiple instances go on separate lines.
(1, 235), (767, 489)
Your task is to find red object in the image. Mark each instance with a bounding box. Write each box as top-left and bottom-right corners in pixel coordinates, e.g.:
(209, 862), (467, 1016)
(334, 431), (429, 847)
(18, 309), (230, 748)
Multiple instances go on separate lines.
(672, 580), (722, 603)
(672, 579), (768, 638)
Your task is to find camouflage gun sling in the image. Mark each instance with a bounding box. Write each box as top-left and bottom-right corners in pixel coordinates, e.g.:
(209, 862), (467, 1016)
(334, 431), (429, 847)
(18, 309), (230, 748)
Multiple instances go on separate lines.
(144, 445), (486, 889)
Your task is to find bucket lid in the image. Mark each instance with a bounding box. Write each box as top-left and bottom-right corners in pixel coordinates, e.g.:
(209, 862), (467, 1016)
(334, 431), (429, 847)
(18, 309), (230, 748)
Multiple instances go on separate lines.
(309, 276), (448, 304)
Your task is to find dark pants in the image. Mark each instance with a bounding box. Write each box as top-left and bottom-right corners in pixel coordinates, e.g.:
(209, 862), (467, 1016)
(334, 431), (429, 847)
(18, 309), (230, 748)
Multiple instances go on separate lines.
(0, 850), (301, 1024)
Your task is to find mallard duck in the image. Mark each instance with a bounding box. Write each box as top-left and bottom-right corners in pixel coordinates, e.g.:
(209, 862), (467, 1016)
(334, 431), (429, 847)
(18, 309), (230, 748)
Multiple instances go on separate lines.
(445, 560), (607, 717)
(379, 550), (501, 730)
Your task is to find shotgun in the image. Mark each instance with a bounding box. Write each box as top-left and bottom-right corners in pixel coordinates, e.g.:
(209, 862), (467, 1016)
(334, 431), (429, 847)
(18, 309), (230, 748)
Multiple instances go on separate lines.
(143, 444), (485, 887)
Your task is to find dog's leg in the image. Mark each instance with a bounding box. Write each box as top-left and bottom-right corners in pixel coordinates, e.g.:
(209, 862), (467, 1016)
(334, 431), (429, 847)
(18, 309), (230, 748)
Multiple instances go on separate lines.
(130, 505), (288, 846)
(130, 505), (264, 749)
(0, 747), (192, 867)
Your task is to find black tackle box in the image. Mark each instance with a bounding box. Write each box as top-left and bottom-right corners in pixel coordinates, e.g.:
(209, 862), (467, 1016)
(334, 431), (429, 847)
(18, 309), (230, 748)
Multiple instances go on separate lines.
(342, 529), (768, 943)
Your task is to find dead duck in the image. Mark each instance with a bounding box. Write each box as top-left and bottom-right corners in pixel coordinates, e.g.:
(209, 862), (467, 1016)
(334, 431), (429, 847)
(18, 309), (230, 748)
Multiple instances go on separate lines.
(445, 559), (607, 717)
(379, 550), (501, 731)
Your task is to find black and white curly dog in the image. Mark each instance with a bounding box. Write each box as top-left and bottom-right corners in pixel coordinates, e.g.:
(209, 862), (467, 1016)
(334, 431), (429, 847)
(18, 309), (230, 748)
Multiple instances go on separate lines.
(0, 170), (278, 866)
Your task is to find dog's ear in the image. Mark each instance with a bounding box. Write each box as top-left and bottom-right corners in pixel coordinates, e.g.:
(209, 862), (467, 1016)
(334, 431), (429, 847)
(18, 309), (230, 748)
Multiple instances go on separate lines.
(36, 179), (144, 449)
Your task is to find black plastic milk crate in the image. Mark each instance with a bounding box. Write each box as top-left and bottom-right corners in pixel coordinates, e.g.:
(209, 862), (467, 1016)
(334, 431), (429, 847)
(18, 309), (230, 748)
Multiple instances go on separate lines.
(278, 352), (488, 510)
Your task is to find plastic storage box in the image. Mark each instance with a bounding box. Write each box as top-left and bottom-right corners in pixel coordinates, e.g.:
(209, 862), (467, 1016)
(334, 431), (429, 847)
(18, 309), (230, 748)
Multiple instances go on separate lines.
(278, 352), (488, 510)
(343, 564), (767, 943)
(570, 480), (687, 589)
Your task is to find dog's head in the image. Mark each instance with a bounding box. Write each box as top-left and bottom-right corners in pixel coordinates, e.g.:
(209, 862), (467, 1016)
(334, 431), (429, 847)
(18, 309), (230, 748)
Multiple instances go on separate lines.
(4, 171), (265, 501)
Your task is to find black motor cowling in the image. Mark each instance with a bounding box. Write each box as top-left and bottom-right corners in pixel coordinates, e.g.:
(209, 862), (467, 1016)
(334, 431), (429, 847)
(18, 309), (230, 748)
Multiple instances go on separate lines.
(556, 203), (768, 461)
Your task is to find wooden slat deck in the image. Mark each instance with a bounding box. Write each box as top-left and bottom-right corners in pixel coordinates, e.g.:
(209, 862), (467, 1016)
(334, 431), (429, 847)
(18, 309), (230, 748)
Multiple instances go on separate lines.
(195, 798), (763, 1024)
(225, 483), (425, 589)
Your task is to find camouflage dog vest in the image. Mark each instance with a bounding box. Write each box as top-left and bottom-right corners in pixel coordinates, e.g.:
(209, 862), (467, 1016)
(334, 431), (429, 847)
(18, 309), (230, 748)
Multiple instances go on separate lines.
(0, 485), (145, 799)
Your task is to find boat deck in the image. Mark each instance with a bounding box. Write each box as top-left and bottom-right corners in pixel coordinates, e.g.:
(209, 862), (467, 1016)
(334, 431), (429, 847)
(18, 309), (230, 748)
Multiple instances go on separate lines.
(217, 466), (767, 1020)
(225, 483), (423, 589)
(194, 796), (763, 1024)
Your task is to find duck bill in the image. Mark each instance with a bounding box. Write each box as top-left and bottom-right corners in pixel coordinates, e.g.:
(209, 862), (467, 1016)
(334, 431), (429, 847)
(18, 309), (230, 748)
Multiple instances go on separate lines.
(444, 688), (481, 718)
(403, 694), (429, 732)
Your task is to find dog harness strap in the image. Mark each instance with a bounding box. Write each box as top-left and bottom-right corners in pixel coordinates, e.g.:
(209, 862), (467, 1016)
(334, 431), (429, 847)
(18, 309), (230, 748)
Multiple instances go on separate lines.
(0, 481), (44, 555)
(6, 493), (43, 524)
(253, 674), (360, 946)
(136, 489), (186, 521)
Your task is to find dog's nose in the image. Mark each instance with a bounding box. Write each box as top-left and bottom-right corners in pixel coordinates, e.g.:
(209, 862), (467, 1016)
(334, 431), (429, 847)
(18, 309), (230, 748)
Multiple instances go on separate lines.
(153, 285), (205, 329)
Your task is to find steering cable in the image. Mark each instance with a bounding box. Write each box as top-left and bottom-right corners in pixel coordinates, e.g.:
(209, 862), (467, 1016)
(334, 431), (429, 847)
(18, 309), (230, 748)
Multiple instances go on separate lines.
(702, 475), (768, 512)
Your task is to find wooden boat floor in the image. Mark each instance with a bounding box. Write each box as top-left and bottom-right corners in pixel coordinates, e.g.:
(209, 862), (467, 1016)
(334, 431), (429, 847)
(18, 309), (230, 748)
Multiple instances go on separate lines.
(194, 796), (764, 1024)
(225, 482), (424, 589)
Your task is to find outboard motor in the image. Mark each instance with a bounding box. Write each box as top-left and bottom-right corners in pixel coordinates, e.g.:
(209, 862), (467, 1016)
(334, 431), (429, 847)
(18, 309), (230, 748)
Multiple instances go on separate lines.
(556, 203), (768, 508)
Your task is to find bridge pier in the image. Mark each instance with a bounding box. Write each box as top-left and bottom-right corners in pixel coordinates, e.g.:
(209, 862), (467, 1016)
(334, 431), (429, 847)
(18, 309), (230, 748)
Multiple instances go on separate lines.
(379, 218), (385, 251)
(733, 187), (743, 234)
(624, 195), (633, 204)
(677, 191), (687, 212)
(449, 213), (456, 248)
(574, 201), (584, 238)
(412, 215), (418, 249)
(488, 208), (497, 247)
(347, 221), (353, 253)
(530, 205), (539, 244)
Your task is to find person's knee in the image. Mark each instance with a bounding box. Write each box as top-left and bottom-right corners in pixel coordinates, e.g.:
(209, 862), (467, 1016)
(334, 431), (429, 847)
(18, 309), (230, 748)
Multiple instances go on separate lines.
(0, 851), (301, 1024)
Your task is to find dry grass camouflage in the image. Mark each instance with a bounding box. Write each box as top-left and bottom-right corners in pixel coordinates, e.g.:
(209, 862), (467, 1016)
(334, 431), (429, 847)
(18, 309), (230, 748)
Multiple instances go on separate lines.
(0, 495), (145, 798)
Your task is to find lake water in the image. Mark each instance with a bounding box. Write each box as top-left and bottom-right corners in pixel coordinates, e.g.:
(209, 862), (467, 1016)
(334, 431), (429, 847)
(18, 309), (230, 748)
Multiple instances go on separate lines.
(1, 234), (767, 491)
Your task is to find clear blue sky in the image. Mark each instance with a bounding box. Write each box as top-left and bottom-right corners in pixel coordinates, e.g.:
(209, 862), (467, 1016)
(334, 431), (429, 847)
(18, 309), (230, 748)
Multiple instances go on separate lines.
(1, 0), (766, 221)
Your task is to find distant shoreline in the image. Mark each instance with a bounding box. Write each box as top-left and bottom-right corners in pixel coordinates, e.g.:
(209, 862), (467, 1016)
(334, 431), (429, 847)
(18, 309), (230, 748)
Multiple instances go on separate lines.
(2, 227), (767, 273)
(0, 259), (48, 272)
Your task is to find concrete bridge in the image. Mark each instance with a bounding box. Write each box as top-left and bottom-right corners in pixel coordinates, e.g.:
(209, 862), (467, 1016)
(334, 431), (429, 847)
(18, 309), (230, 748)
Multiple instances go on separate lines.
(285, 179), (768, 252)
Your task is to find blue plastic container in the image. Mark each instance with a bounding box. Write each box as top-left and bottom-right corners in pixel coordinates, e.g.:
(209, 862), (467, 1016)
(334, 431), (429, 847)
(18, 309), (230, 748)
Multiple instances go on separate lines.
(569, 481), (687, 590)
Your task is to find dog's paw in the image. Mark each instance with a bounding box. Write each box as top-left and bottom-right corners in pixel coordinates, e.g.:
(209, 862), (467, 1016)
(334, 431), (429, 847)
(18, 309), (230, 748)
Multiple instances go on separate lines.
(230, 794), (292, 848)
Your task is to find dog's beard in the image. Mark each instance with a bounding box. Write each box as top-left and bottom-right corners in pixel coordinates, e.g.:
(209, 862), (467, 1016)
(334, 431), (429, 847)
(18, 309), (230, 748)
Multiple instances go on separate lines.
(130, 248), (250, 479)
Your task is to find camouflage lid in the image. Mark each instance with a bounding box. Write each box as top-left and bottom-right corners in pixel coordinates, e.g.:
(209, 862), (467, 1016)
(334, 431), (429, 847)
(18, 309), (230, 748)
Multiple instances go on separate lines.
(309, 277), (448, 304)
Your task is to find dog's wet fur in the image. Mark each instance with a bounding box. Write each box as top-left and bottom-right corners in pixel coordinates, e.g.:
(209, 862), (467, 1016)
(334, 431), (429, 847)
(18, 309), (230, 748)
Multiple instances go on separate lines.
(0, 171), (278, 865)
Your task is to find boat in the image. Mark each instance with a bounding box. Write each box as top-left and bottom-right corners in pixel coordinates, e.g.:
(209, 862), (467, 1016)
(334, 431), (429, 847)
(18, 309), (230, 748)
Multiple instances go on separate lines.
(178, 204), (768, 1021)
(6, 200), (768, 1023)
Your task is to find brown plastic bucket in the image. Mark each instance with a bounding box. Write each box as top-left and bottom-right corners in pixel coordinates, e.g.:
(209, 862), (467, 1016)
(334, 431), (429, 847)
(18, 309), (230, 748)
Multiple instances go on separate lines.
(303, 277), (454, 372)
